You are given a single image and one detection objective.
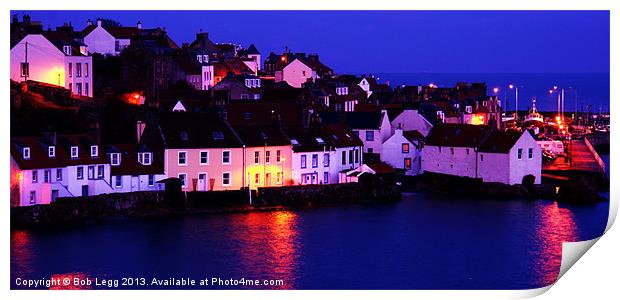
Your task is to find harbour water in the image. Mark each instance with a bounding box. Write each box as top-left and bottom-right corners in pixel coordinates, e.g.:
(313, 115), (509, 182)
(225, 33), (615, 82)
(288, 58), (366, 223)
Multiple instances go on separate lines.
(11, 185), (609, 290)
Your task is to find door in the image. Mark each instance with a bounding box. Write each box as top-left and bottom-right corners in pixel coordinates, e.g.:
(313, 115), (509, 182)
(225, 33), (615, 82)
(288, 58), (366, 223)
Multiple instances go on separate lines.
(265, 173), (271, 187)
(51, 190), (59, 202)
(81, 185), (89, 196)
(198, 173), (207, 191)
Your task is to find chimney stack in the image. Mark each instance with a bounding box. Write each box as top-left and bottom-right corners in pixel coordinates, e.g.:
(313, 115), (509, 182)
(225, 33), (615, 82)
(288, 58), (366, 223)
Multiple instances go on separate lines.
(96, 18), (102, 27)
(137, 121), (146, 143)
(137, 21), (142, 29)
(86, 19), (93, 26)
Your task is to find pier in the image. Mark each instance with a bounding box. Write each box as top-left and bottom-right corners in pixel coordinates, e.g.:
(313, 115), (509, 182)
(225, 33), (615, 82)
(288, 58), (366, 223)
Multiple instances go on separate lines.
(542, 137), (606, 175)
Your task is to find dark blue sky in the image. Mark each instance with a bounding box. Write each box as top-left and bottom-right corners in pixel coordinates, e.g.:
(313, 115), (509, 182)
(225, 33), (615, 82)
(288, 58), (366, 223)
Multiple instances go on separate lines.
(12, 10), (609, 74)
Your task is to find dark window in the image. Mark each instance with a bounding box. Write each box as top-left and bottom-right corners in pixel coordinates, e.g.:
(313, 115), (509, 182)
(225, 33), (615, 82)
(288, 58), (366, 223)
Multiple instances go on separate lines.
(323, 153), (330, 167)
(77, 167), (84, 179)
(200, 151), (208, 164)
(301, 155), (307, 169)
(528, 148), (533, 159)
(312, 154), (318, 168)
(365, 131), (374, 141)
(148, 175), (155, 186)
(341, 151), (346, 165)
(76, 63), (82, 77)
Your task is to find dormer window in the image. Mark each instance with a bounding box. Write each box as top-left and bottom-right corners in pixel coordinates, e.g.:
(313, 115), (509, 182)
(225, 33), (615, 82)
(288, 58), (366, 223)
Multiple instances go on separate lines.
(23, 147), (30, 159)
(63, 45), (72, 55)
(203, 55), (208, 63)
(48, 146), (55, 158)
(90, 145), (98, 157)
(71, 146), (79, 158)
(138, 152), (152, 165)
(110, 153), (121, 166)
(466, 106), (472, 114)
(197, 55), (202, 63)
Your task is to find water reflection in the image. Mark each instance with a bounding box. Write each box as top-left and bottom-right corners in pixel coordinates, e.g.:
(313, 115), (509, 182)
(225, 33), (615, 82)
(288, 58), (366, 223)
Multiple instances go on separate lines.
(11, 231), (33, 277)
(533, 202), (577, 286)
(49, 272), (93, 290)
(236, 211), (300, 289)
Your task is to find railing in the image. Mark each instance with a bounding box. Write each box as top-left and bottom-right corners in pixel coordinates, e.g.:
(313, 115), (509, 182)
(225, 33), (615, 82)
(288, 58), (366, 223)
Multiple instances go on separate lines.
(584, 137), (606, 173)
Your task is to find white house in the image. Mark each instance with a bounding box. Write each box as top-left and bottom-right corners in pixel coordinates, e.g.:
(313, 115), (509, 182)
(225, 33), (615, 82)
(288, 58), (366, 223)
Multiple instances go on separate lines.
(81, 19), (141, 56)
(286, 125), (364, 185)
(10, 133), (113, 206)
(276, 58), (317, 88)
(11, 33), (93, 97)
(477, 130), (542, 185)
(389, 109), (434, 137)
(422, 124), (542, 185)
(107, 144), (165, 193)
(346, 110), (392, 156)
(381, 129), (424, 176)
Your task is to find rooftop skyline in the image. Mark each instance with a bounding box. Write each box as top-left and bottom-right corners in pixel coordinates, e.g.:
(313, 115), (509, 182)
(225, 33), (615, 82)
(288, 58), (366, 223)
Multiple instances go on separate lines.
(11, 10), (610, 74)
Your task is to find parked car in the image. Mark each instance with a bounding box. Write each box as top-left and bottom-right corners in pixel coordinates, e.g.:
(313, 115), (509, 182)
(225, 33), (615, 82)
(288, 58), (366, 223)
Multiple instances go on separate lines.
(542, 148), (557, 162)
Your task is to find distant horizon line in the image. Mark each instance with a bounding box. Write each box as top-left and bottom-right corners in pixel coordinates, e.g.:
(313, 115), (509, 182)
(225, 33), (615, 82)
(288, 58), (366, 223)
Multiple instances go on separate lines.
(341, 71), (610, 75)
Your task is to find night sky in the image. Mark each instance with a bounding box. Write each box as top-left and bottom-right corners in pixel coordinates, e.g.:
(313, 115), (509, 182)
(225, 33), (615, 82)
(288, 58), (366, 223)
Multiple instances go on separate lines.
(11, 10), (609, 74)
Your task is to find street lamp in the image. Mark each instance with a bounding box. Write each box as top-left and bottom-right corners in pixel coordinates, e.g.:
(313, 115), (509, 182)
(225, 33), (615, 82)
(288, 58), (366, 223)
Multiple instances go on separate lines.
(509, 84), (519, 121)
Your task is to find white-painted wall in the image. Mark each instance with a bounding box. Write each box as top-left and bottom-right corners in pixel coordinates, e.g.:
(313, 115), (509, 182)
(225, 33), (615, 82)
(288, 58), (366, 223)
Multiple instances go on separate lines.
(281, 59), (316, 88)
(11, 35), (93, 97)
(381, 129), (422, 176)
(422, 145), (478, 178)
(201, 65), (215, 90)
(391, 109), (433, 136)
(83, 26), (117, 55)
(291, 150), (331, 185)
(111, 174), (165, 193)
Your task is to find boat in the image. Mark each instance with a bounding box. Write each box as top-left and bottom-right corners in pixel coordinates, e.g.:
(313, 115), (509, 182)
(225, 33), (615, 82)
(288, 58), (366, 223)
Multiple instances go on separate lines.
(523, 97), (544, 125)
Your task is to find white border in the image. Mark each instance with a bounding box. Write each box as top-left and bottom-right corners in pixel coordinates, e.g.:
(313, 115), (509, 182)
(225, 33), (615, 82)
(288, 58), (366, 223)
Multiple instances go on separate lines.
(1, 1), (617, 300)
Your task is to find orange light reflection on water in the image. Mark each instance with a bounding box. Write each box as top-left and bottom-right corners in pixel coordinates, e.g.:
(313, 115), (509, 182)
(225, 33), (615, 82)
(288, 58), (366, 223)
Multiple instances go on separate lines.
(533, 202), (577, 287)
(236, 210), (300, 289)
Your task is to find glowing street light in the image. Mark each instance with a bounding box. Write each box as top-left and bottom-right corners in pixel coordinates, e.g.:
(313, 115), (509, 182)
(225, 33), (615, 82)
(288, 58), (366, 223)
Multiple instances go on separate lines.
(509, 84), (519, 121)
(492, 87), (499, 94)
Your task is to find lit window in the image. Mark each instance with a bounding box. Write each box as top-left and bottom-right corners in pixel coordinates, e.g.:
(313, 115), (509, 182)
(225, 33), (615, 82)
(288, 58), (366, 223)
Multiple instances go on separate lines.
(404, 158), (412, 169)
(254, 173), (260, 185)
(402, 143), (410, 153)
